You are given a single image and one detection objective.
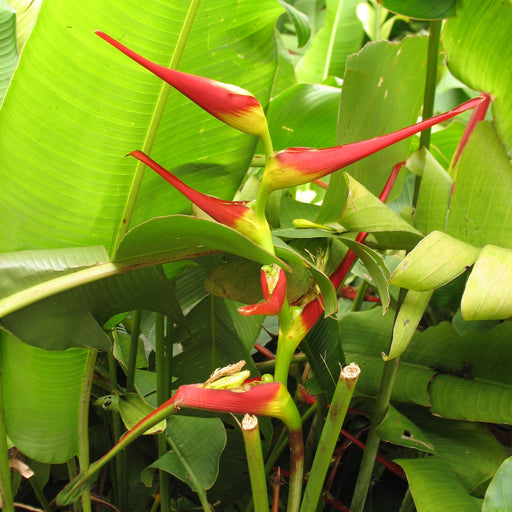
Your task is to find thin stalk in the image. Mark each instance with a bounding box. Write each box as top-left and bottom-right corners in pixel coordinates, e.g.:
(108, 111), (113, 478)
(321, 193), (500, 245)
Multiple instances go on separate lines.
(78, 349), (98, 512)
(155, 314), (170, 512)
(256, 354), (307, 374)
(265, 404), (317, 477)
(111, 0), (202, 253)
(242, 415), (269, 512)
(413, 20), (441, 205)
(107, 343), (125, 510)
(350, 357), (400, 512)
(126, 310), (142, 392)
(350, 281), (369, 312)
(0, 334), (14, 512)
(166, 432), (211, 512)
(28, 476), (52, 512)
(300, 364), (360, 512)
(66, 459), (81, 512)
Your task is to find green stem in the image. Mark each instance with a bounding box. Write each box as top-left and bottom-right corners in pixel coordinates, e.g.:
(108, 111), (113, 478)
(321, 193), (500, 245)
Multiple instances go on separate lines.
(155, 314), (170, 512)
(111, 0), (203, 253)
(350, 280), (369, 312)
(126, 310), (142, 392)
(166, 433), (211, 512)
(398, 487), (416, 512)
(300, 364), (360, 512)
(67, 459), (81, 512)
(256, 354), (307, 374)
(78, 349), (97, 512)
(242, 415), (269, 512)
(349, 357), (399, 512)
(58, 401), (179, 506)
(107, 345), (125, 511)
(413, 20), (441, 207)
(0, 334), (14, 512)
(28, 475), (52, 512)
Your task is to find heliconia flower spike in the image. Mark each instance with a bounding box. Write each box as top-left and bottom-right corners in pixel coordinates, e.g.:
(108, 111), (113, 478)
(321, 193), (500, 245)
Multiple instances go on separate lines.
(238, 264), (287, 316)
(274, 162), (404, 384)
(96, 31), (268, 137)
(57, 375), (303, 512)
(261, 95), (487, 191)
(130, 150), (272, 247)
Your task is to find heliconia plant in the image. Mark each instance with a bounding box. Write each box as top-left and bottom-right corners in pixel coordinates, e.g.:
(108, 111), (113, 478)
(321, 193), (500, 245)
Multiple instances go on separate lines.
(1, 2), (510, 512)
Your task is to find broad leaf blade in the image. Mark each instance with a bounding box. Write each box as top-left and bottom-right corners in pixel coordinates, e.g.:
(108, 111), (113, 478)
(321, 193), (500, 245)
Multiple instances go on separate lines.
(462, 245), (512, 321)
(382, 0), (456, 20)
(443, 1), (512, 150)
(0, 0), (281, 253)
(142, 415), (226, 492)
(2, 332), (90, 463)
(483, 457), (512, 512)
(0, 0), (18, 102)
(396, 457), (482, 512)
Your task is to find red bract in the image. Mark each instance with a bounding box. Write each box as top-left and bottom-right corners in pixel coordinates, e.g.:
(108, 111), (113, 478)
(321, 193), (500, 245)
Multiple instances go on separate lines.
(96, 31), (268, 137)
(238, 264), (287, 316)
(261, 96), (486, 191)
(130, 150), (271, 246)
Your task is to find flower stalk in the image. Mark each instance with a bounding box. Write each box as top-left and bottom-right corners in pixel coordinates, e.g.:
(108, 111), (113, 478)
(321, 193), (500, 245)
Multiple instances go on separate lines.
(241, 415), (269, 512)
(58, 371), (303, 512)
(300, 363), (361, 512)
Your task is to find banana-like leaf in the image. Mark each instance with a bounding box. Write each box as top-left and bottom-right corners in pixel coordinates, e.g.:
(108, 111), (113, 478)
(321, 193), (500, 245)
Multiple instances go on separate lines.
(407, 147), (452, 234)
(462, 245), (512, 320)
(0, 0), (282, 254)
(266, 83), (340, 151)
(295, 0), (363, 83)
(446, 123), (512, 248)
(342, 308), (512, 423)
(0, 0), (17, 102)
(318, 36), (427, 221)
(483, 457), (512, 512)
(385, 289), (432, 360)
(6, 0), (41, 49)
(390, 231), (480, 291)
(277, 0), (311, 48)
(1, 332), (90, 463)
(382, 0), (456, 20)
(338, 173), (423, 250)
(444, 1), (512, 150)
(396, 457), (482, 512)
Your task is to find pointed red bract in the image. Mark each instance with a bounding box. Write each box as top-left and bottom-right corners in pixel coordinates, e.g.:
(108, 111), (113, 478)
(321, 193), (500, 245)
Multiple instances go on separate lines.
(96, 31), (268, 136)
(262, 96), (487, 191)
(130, 151), (269, 244)
(238, 265), (287, 316)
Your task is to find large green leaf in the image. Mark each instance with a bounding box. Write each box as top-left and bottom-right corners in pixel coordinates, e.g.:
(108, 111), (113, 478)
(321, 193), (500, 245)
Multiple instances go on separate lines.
(266, 83), (340, 151)
(0, 0), (17, 102)
(483, 457), (512, 512)
(446, 123), (512, 248)
(6, 0), (41, 49)
(382, 0), (456, 20)
(0, 0), (282, 254)
(443, 0), (512, 150)
(318, 36), (428, 222)
(462, 245), (512, 321)
(1, 332), (90, 463)
(295, 0), (363, 83)
(396, 457), (482, 512)
(390, 231), (480, 291)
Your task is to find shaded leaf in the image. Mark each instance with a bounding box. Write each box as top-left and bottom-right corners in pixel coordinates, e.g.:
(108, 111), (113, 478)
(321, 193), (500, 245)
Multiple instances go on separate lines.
(141, 415), (226, 492)
(396, 457), (482, 512)
(483, 457), (512, 512)
(382, 0), (456, 20)
(0, 0), (18, 102)
(277, 0), (311, 48)
(1, 332), (90, 463)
